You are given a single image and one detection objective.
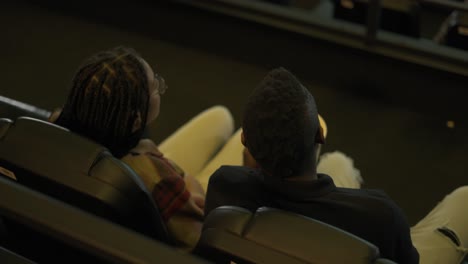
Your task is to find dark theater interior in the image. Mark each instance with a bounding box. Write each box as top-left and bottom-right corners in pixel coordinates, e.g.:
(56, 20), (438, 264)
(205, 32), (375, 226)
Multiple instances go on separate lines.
(1, 0), (468, 263)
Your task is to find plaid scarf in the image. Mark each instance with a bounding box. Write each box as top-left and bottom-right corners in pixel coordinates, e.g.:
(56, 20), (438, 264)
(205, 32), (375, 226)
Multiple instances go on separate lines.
(122, 140), (204, 251)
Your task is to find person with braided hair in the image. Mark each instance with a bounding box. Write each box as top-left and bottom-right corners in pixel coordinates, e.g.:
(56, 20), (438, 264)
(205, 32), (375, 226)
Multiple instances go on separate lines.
(51, 46), (239, 250)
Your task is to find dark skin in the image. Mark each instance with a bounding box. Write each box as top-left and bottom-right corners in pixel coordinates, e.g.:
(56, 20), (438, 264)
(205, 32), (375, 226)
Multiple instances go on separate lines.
(241, 118), (326, 181)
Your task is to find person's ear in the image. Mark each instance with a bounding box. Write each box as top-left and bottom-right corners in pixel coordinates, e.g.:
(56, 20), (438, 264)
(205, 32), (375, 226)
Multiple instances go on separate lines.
(315, 125), (325, 144)
(132, 112), (142, 133)
(241, 130), (247, 147)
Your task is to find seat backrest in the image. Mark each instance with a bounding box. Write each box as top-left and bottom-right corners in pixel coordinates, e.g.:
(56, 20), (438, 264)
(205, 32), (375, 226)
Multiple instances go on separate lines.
(0, 117), (169, 243)
(333, 0), (420, 37)
(0, 176), (207, 264)
(198, 206), (397, 264)
(0, 96), (50, 121)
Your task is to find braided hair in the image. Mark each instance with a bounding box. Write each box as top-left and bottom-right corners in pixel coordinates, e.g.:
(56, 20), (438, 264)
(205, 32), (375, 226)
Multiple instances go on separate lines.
(56, 46), (150, 158)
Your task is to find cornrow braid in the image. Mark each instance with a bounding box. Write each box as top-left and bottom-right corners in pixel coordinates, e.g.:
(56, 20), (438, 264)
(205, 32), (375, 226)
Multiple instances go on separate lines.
(56, 46), (150, 158)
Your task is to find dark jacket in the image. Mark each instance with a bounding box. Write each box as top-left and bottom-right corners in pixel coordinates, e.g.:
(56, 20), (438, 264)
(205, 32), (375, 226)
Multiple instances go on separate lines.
(205, 166), (419, 264)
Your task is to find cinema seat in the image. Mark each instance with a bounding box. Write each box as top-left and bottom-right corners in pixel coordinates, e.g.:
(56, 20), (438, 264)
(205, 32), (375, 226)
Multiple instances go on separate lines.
(0, 117), (170, 244)
(197, 206), (396, 264)
(0, 176), (207, 264)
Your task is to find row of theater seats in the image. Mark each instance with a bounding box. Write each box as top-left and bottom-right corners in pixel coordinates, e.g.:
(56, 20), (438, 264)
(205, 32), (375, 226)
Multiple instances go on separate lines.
(0, 95), (396, 263)
(334, 0), (421, 37)
(0, 175), (206, 264)
(267, 0), (468, 50)
(334, 0), (468, 50)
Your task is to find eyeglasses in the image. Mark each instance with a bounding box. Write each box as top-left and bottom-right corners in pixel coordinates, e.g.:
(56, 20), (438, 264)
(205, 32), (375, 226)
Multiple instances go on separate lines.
(154, 73), (168, 95)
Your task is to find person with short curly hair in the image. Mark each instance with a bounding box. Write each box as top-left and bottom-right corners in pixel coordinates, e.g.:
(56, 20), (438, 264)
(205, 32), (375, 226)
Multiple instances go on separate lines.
(205, 67), (419, 263)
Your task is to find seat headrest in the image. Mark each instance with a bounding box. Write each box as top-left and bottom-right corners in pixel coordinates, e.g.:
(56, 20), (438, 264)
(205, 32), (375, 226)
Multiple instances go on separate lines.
(203, 206), (380, 264)
(245, 207), (379, 263)
(0, 117), (169, 243)
(89, 155), (148, 197)
(0, 117), (106, 176)
(203, 206), (253, 236)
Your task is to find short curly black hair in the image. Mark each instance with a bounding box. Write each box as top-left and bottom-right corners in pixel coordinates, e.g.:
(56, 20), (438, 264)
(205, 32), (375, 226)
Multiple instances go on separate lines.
(242, 68), (320, 179)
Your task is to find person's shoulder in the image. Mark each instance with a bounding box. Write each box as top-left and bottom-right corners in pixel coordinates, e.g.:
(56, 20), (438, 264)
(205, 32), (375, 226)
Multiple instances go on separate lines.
(334, 187), (402, 218)
(130, 139), (162, 156)
(335, 186), (391, 201)
(358, 189), (402, 211)
(330, 187), (416, 262)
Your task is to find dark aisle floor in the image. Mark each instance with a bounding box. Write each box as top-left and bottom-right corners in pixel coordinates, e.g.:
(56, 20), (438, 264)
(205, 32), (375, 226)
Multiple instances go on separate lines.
(1, 1), (467, 225)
